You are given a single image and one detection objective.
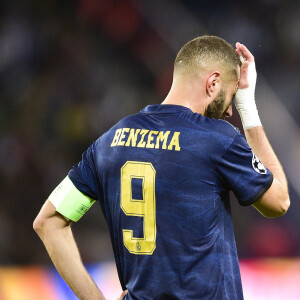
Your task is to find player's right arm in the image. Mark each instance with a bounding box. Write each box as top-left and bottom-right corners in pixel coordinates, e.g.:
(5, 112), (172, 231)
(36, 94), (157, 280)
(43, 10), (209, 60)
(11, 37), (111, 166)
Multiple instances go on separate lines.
(33, 198), (106, 300)
(235, 43), (290, 217)
(34, 176), (128, 300)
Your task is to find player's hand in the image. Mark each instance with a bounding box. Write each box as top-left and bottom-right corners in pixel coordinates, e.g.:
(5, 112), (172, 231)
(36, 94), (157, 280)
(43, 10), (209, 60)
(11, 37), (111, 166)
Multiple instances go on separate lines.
(235, 42), (256, 90)
(117, 290), (128, 300)
(234, 42), (261, 130)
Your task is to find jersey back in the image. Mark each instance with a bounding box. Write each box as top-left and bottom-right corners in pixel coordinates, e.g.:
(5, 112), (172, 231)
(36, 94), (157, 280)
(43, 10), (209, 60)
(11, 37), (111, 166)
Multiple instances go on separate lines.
(69, 105), (273, 300)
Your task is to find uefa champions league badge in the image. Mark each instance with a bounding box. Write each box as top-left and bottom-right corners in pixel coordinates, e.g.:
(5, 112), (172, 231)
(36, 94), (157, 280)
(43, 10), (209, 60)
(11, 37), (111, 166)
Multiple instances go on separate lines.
(252, 152), (267, 175)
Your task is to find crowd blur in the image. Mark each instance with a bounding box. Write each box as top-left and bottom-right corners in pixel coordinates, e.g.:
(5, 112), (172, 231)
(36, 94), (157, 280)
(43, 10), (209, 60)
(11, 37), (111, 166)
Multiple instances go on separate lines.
(0, 0), (299, 265)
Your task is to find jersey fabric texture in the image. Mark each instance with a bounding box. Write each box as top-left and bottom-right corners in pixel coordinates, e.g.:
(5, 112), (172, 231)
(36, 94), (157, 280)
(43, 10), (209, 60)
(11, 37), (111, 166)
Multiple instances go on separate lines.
(68, 104), (273, 300)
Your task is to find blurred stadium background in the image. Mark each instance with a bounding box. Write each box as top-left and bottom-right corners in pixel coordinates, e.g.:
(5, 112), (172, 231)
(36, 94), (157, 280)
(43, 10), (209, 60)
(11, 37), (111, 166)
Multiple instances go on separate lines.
(0, 0), (300, 299)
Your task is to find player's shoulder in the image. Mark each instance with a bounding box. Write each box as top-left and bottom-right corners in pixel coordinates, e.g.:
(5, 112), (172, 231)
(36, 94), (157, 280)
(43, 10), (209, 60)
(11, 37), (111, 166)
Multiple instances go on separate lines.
(185, 112), (241, 140)
(206, 118), (240, 139)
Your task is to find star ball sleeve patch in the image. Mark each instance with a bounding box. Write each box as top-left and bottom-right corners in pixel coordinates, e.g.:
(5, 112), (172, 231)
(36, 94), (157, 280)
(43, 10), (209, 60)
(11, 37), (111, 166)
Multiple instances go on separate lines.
(49, 176), (96, 222)
(252, 152), (267, 174)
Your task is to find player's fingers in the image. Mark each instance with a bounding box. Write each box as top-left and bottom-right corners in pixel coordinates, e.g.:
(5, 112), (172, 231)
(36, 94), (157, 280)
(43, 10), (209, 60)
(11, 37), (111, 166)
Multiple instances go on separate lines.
(238, 60), (251, 89)
(236, 44), (247, 65)
(238, 44), (254, 62)
(236, 48), (243, 57)
(235, 42), (243, 57)
(240, 61), (250, 76)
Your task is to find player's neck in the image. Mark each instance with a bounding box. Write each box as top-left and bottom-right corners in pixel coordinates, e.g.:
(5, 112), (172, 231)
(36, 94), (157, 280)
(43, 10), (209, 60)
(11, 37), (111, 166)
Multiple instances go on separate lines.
(162, 79), (207, 115)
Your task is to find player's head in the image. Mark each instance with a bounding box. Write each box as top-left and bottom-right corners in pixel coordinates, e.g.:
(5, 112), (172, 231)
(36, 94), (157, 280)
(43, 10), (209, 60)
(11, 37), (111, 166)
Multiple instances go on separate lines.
(173, 35), (241, 119)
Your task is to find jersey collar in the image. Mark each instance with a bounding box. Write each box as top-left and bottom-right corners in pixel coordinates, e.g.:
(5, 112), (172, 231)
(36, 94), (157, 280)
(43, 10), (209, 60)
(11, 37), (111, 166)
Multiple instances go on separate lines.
(140, 104), (193, 114)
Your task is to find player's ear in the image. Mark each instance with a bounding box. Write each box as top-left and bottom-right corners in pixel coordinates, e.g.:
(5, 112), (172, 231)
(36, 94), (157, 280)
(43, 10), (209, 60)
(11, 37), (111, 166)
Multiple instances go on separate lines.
(206, 71), (221, 98)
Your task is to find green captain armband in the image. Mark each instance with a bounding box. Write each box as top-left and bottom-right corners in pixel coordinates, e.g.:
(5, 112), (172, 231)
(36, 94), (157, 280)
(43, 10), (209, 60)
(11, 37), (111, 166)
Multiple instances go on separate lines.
(48, 176), (96, 222)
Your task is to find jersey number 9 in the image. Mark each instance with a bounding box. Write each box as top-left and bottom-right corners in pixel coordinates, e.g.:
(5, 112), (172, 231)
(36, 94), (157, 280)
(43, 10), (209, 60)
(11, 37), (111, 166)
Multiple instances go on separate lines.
(120, 161), (157, 255)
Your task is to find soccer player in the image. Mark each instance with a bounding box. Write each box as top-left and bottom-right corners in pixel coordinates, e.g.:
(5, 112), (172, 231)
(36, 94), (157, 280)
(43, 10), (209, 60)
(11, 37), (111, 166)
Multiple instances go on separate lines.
(34, 36), (290, 299)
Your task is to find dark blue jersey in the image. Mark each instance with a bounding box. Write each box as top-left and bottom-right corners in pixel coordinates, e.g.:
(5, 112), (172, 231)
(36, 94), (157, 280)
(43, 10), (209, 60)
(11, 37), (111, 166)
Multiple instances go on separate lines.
(68, 104), (273, 300)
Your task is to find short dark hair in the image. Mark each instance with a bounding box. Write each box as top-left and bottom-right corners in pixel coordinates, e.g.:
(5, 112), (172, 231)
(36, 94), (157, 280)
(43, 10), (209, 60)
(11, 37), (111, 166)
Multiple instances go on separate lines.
(174, 35), (241, 81)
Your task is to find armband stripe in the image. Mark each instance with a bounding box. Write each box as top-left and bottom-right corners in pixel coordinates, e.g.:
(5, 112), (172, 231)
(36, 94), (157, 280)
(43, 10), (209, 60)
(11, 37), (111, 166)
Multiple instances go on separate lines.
(49, 176), (95, 222)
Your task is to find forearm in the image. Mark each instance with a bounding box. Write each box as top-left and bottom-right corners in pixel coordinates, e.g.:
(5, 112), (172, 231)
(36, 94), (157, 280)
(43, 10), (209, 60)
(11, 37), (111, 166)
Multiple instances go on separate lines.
(37, 225), (105, 300)
(245, 126), (289, 216)
(245, 126), (288, 189)
(234, 43), (290, 216)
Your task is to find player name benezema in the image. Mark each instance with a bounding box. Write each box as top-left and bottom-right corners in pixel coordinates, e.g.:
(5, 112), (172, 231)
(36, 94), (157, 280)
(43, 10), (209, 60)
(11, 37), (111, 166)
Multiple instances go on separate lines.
(111, 128), (181, 151)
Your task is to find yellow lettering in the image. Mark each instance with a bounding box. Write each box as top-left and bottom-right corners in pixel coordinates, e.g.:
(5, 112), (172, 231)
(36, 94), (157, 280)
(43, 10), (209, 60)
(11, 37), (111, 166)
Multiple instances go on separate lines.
(125, 129), (141, 147)
(117, 128), (130, 146)
(155, 131), (170, 150)
(167, 132), (181, 151)
(137, 129), (149, 148)
(111, 129), (122, 147)
(114, 128), (181, 151)
(146, 131), (159, 148)
(121, 161), (156, 255)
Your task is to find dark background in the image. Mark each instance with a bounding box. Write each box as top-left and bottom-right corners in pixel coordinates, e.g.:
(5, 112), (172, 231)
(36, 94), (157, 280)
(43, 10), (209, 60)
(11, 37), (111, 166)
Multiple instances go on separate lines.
(0, 0), (299, 265)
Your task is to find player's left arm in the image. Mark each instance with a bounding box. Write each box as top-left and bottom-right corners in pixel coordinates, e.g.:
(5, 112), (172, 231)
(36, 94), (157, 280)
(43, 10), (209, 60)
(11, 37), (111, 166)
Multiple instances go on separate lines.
(245, 127), (289, 217)
(33, 199), (106, 300)
(235, 42), (290, 217)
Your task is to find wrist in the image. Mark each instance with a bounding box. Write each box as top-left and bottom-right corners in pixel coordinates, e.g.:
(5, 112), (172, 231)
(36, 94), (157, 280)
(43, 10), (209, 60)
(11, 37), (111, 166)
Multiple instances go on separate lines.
(235, 88), (262, 130)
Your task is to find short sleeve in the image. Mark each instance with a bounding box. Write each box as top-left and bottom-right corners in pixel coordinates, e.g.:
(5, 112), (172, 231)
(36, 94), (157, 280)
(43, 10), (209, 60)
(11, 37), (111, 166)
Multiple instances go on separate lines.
(68, 142), (101, 200)
(216, 134), (273, 206)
